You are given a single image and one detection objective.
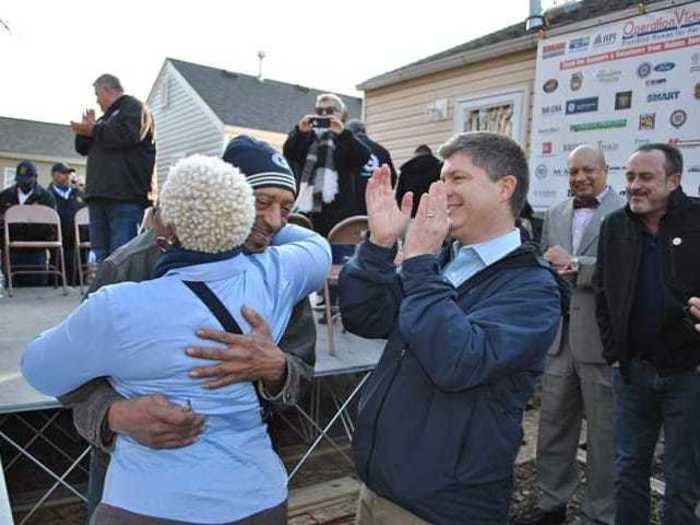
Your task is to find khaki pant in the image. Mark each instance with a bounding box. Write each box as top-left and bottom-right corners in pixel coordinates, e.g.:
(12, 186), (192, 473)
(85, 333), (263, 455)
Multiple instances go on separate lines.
(355, 484), (430, 525)
(90, 501), (287, 525)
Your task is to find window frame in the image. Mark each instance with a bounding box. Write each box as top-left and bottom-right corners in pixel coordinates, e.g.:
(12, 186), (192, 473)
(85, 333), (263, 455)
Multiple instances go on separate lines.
(454, 89), (527, 146)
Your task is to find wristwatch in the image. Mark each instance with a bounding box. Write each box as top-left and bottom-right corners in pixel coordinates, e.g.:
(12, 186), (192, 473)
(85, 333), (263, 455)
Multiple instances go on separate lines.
(570, 256), (580, 272)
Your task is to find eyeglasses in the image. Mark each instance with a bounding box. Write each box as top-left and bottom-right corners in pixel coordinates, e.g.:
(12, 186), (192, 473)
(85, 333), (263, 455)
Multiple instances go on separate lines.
(315, 106), (338, 116)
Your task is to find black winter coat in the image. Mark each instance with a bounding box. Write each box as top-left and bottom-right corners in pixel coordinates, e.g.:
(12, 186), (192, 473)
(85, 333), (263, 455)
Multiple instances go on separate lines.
(75, 95), (155, 204)
(352, 132), (396, 215)
(395, 154), (442, 217)
(594, 188), (700, 375)
(48, 184), (87, 246)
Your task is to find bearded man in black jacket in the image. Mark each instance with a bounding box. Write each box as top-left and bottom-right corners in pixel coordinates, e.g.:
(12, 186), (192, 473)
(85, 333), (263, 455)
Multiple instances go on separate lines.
(595, 143), (700, 524)
(71, 73), (155, 262)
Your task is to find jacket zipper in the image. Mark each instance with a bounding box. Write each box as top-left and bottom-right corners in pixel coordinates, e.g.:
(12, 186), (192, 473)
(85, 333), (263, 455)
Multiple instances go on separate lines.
(365, 347), (407, 485)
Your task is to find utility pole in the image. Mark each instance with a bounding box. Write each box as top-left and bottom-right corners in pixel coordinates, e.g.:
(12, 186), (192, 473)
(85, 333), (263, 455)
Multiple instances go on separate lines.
(257, 51), (266, 82)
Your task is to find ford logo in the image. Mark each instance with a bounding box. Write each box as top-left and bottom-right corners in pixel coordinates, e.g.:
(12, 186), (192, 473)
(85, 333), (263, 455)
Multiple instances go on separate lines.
(543, 79), (558, 93)
(654, 62), (675, 72)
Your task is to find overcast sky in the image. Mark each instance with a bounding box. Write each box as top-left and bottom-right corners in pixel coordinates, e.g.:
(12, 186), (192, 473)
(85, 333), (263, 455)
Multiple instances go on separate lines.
(0, 0), (537, 125)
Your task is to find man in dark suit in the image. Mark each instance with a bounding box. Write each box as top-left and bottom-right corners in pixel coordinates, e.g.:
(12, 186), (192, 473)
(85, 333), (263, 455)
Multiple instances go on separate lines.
(514, 145), (624, 525)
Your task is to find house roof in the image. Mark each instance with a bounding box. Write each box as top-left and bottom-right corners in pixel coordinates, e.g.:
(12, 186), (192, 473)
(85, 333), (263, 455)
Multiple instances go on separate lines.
(0, 117), (83, 161)
(169, 58), (363, 133)
(358, 0), (668, 90)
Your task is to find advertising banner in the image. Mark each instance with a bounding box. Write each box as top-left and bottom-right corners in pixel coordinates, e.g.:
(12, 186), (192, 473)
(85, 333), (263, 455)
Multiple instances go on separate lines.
(529, 3), (700, 210)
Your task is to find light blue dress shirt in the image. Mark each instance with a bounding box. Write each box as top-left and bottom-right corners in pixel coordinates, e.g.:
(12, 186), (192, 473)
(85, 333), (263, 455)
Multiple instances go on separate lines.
(442, 229), (522, 288)
(21, 225), (331, 524)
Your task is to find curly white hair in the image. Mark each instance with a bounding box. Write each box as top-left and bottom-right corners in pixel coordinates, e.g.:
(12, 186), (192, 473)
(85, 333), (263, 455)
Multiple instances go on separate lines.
(159, 154), (255, 253)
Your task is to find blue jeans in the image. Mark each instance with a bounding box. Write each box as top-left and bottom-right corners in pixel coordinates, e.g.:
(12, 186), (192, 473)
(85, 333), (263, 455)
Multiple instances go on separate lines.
(88, 201), (145, 262)
(613, 359), (700, 525)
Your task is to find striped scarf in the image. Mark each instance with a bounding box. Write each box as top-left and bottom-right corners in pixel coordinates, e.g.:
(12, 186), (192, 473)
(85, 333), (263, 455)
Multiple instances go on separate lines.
(294, 130), (338, 213)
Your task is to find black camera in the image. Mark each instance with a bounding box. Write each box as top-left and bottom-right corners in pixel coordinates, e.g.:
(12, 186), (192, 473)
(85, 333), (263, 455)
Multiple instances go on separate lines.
(309, 117), (331, 129)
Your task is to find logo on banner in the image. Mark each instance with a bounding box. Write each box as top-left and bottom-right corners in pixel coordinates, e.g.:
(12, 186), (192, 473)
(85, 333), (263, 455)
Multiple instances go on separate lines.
(566, 97), (599, 115)
(542, 104), (562, 116)
(654, 62), (675, 72)
(538, 127), (560, 134)
(593, 32), (617, 47)
(543, 79), (559, 93)
(541, 142), (554, 155)
(596, 141), (620, 153)
(568, 37), (590, 53)
(639, 113), (656, 130)
(637, 62), (652, 78)
(647, 91), (680, 102)
(670, 110), (688, 128)
(645, 78), (667, 87)
(692, 53), (700, 73)
(695, 83), (700, 99)
(553, 167), (569, 178)
(669, 138), (700, 149)
(596, 68), (622, 83)
(615, 91), (633, 110)
(543, 41), (566, 59)
(535, 164), (548, 179)
(570, 119), (626, 132)
(570, 72), (584, 91)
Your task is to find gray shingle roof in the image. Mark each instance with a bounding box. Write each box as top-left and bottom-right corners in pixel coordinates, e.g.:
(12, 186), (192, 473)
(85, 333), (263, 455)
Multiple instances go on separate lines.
(0, 117), (83, 160)
(169, 59), (363, 133)
(359, 0), (667, 88)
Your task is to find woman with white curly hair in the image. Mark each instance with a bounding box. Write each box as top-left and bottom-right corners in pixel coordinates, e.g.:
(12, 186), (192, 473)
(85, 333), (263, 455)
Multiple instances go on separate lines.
(22, 154), (331, 524)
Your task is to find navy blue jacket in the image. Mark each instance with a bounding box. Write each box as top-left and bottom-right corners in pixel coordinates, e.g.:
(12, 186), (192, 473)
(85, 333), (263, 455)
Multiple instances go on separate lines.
(338, 240), (567, 524)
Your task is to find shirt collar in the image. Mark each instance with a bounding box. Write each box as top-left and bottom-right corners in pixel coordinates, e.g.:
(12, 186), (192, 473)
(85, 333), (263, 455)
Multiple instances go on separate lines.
(595, 185), (610, 204)
(161, 256), (248, 281)
(452, 228), (522, 267)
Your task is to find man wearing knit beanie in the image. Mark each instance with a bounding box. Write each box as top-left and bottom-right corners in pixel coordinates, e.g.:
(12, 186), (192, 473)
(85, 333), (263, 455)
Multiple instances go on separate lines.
(58, 135), (317, 520)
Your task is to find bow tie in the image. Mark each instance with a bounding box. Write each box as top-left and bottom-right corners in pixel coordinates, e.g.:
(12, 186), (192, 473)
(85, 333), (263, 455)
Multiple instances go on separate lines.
(573, 196), (600, 210)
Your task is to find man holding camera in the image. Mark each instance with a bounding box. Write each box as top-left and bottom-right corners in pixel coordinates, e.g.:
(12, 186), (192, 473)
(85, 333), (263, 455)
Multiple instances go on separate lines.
(595, 143), (700, 524)
(283, 93), (370, 236)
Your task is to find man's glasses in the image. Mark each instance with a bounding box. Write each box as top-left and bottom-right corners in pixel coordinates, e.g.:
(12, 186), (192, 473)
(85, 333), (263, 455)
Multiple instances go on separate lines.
(315, 106), (338, 116)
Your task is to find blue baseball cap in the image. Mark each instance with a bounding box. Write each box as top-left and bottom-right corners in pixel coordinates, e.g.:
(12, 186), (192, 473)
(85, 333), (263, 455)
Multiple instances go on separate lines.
(15, 160), (38, 181)
(51, 162), (75, 174)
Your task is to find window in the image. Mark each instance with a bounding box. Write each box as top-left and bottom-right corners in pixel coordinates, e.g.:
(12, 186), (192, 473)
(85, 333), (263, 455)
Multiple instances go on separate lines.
(3, 167), (15, 189)
(454, 90), (526, 145)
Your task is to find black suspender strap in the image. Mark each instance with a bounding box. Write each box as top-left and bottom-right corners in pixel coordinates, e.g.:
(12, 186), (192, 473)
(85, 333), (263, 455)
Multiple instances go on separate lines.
(182, 280), (269, 415)
(182, 281), (243, 335)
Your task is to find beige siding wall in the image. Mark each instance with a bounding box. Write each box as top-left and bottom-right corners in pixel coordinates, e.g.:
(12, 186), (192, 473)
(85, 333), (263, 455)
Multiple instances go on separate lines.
(363, 50), (537, 167)
(0, 153), (86, 190)
(223, 126), (288, 151)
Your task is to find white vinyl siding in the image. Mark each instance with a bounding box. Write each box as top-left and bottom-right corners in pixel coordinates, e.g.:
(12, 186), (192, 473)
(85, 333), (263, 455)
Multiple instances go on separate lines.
(147, 62), (224, 189)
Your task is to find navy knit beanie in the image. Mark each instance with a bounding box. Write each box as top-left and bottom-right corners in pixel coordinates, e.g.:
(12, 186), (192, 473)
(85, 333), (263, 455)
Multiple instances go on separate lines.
(222, 135), (297, 196)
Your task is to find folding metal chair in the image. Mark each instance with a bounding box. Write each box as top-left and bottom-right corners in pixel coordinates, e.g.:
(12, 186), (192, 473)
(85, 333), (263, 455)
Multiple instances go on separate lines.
(3, 205), (67, 297)
(73, 207), (91, 293)
(321, 215), (368, 355)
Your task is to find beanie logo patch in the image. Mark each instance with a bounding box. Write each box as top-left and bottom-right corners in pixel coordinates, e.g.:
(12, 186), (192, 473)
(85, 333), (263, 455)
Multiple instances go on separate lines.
(272, 153), (291, 171)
